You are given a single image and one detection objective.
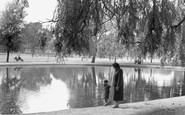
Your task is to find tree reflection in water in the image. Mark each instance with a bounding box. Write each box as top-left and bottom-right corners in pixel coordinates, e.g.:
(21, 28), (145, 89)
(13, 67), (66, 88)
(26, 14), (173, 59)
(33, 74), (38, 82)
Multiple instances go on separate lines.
(124, 68), (185, 103)
(67, 67), (97, 108)
(20, 67), (52, 91)
(182, 71), (185, 95)
(0, 68), (22, 114)
(66, 66), (112, 108)
(0, 66), (185, 113)
(0, 67), (52, 114)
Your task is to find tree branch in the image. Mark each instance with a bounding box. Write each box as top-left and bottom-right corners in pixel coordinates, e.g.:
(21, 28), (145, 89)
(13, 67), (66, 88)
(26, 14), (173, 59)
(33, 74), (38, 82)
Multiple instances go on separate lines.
(39, 19), (58, 24)
(101, 13), (115, 25)
(102, 0), (115, 17)
(171, 16), (185, 28)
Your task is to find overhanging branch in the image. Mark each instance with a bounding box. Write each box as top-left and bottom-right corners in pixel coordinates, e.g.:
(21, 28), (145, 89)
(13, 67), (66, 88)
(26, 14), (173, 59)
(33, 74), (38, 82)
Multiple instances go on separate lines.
(171, 16), (185, 28)
(39, 19), (59, 24)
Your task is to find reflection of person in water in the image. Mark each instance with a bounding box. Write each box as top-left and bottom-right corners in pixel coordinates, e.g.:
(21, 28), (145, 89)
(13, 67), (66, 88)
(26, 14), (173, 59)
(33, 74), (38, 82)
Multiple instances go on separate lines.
(14, 67), (22, 71)
(112, 63), (123, 108)
(101, 79), (111, 106)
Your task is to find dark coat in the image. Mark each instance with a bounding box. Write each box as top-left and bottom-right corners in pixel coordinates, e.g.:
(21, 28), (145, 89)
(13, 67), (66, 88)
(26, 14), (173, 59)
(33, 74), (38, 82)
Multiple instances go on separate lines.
(112, 68), (123, 101)
(101, 84), (111, 99)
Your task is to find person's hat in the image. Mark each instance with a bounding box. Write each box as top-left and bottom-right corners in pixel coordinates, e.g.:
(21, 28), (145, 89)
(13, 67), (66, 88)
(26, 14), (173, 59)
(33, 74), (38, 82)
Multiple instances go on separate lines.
(112, 62), (120, 68)
(103, 79), (108, 83)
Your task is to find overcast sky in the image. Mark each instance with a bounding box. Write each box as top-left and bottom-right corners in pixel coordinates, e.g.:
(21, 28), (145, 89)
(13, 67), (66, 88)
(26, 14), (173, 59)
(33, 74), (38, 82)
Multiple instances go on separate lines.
(0, 0), (57, 24)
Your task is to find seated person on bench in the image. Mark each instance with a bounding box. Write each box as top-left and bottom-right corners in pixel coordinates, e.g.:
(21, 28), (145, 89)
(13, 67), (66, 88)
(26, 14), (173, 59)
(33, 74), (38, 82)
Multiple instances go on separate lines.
(14, 55), (24, 62)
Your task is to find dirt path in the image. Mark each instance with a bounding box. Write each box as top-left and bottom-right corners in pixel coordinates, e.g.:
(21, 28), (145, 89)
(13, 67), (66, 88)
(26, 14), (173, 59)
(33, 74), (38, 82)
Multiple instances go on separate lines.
(22, 96), (185, 115)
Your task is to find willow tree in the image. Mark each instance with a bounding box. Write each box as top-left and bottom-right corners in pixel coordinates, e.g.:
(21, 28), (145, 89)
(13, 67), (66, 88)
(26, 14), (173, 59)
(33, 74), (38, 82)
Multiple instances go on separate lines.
(0, 1), (28, 62)
(53, 0), (185, 65)
(178, 0), (185, 66)
(101, 0), (145, 60)
(138, 0), (185, 65)
(139, 0), (163, 62)
(102, 0), (185, 65)
(53, 0), (104, 63)
(53, 0), (90, 56)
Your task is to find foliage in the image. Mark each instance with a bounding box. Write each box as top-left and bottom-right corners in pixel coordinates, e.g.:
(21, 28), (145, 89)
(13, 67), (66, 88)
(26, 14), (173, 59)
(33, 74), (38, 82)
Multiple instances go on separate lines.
(97, 27), (126, 59)
(51, 0), (185, 65)
(53, 0), (104, 55)
(15, 0), (29, 7)
(102, 0), (182, 59)
(38, 30), (47, 52)
(22, 23), (53, 55)
(21, 22), (42, 53)
(0, 1), (26, 52)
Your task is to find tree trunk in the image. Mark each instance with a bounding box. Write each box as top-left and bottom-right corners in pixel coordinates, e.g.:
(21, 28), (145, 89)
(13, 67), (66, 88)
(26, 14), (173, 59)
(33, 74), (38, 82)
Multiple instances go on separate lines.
(91, 66), (96, 83)
(91, 41), (97, 63)
(127, 52), (129, 60)
(150, 54), (153, 63)
(180, 23), (185, 66)
(6, 50), (10, 62)
(5, 68), (10, 93)
(114, 56), (117, 63)
(91, 66), (96, 102)
(180, 46), (185, 66)
(91, 55), (96, 63)
(182, 71), (185, 96)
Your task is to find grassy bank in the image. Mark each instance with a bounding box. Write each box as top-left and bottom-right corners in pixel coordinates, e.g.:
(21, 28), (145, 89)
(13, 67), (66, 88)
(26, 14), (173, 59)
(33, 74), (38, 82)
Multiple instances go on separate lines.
(0, 53), (161, 64)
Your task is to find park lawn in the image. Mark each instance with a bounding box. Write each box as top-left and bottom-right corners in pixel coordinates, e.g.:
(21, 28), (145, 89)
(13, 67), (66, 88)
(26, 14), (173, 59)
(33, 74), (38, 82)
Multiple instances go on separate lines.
(0, 53), (161, 65)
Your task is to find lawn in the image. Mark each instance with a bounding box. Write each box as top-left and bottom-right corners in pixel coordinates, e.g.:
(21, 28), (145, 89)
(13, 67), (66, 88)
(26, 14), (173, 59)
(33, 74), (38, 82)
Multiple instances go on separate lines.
(0, 53), (161, 65)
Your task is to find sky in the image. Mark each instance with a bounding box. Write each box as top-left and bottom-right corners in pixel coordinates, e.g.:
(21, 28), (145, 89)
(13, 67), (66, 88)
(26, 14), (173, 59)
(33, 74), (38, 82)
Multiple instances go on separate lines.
(0, 0), (57, 25)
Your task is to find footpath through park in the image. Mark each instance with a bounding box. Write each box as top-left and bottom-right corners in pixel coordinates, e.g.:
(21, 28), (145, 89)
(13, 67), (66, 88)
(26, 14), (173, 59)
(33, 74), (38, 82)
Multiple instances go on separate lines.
(23, 96), (185, 115)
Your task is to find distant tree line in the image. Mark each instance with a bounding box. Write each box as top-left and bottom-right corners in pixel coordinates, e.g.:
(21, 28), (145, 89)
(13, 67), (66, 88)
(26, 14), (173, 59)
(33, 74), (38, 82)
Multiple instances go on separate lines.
(0, 0), (52, 62)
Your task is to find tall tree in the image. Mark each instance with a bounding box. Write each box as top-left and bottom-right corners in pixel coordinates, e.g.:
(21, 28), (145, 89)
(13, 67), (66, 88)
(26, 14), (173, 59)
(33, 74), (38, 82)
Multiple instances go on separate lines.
(0, 1), (26, 62)
(38, 30), (48, 54)
(178, 0), (185, 66)
(53, 0), (104, 63)
(102, 0), (185, 65)
(53, 0), (91, 55)
(21, 22), (42, 56)
(52, 0), (185, 65)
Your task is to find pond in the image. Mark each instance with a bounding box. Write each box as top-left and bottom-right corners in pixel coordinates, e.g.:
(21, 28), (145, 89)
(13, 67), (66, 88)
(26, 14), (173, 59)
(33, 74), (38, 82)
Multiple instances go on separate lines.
(0, 65), (185, 114)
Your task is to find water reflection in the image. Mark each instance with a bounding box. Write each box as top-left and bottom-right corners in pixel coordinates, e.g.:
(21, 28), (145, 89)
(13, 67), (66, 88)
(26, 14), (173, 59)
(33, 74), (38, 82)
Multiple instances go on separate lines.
(23, 74), (69, 113)
(0, 66), (184, 114)
(0, 68), (22, 114)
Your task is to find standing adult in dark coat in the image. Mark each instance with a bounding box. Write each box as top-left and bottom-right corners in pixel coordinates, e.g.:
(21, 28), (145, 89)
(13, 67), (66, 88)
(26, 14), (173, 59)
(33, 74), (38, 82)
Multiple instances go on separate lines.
(112, 62), (123, 108)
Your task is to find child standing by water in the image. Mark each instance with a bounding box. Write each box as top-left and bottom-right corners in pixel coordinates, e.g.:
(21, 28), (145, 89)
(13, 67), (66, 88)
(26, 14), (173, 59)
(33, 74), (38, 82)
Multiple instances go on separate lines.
(101, 79), (111, 106)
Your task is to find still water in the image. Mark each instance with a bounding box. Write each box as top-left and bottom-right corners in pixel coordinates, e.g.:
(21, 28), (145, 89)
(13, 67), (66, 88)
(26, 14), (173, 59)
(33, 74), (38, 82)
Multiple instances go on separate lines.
(0, 65), (185, 114)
